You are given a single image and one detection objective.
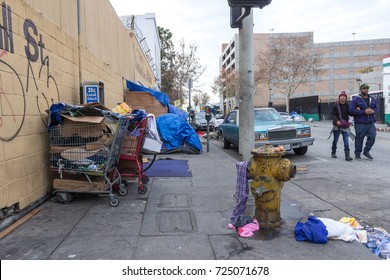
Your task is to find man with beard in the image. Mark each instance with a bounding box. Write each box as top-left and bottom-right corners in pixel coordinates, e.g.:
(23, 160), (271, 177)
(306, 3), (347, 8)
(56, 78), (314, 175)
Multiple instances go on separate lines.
(349, 83), (379, 160)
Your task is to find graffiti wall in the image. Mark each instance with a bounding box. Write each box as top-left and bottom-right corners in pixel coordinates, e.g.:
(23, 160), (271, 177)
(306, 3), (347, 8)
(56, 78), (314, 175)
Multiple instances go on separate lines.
(0, 0), (155, 213)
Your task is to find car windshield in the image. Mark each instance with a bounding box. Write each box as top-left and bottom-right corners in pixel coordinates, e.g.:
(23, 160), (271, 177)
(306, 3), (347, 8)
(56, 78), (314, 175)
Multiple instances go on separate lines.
(195, 112), (214, 120)
(195, 112), (206, 120)
(254, 109), (284, 122)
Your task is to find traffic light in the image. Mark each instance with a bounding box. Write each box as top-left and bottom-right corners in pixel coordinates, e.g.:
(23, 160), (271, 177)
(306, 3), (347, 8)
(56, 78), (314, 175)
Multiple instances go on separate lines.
(227, 0), (272, 8)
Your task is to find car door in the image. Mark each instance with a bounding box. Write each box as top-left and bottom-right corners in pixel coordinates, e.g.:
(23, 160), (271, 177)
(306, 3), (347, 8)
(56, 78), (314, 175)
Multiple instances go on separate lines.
(223, 111), (239, 145)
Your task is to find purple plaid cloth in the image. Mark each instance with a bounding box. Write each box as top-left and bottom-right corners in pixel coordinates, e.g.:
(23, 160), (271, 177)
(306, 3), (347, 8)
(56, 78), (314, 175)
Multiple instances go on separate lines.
(230, 161), (250, 222)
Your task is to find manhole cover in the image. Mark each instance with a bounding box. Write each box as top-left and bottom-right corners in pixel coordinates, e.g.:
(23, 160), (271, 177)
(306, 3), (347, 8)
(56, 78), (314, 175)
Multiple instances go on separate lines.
(158, 210), (197, 233)
(159, 194), (190, 208)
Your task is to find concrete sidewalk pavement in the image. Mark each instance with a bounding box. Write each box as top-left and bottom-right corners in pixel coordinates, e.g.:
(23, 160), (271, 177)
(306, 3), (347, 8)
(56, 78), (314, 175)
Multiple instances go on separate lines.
(0, 140), (378, 260)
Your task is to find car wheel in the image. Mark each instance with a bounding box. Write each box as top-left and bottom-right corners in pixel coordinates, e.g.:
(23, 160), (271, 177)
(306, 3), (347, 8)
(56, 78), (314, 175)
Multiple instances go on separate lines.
(293, 146), (308, 155)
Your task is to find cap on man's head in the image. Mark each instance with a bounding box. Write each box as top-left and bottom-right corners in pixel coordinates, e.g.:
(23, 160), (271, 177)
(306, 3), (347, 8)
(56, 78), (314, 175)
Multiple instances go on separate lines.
(339, 91), (347, 99)
(360, 83), (370, 89)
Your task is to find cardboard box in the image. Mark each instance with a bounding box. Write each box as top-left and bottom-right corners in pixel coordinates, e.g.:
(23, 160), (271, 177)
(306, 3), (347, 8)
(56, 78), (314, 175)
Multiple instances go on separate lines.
(125, 91), (167, 117)
(53, 178), (106, 192)
(142, 136), (162, 153)
(60, 115), (107, 138)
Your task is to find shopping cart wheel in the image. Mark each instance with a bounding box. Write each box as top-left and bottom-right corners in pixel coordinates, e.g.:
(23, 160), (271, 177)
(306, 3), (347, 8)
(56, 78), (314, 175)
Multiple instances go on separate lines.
(141, 176), (149, 184)
(109, 195), (120, 207)
(56, 192), (73, 204)
(118, 184), (128, 196)
(138, 185), (148, 194)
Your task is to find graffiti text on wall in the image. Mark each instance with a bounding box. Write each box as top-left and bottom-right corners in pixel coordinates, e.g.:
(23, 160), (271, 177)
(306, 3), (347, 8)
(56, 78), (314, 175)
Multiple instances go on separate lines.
(0, 1), (60, 141)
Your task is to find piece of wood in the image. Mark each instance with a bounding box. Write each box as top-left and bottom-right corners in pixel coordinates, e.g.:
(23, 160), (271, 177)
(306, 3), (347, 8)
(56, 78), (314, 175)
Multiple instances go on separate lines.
(0, 207), (42, 239)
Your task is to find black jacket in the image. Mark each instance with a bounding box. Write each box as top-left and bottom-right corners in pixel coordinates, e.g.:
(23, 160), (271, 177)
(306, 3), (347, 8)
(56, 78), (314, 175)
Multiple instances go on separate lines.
(331, 102), (350, 126)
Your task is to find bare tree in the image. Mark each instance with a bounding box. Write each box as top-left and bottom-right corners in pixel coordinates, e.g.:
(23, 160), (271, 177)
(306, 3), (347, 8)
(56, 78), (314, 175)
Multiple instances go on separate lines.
(171, 40), (206, 106)
(158, 29), (206, 106)
(255, 35), (323, 112)
(212, 69), (239, 114)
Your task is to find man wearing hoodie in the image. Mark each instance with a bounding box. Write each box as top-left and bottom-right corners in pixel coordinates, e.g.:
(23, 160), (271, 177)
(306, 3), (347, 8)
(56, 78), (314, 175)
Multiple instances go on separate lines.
(349, 83), (379, 161)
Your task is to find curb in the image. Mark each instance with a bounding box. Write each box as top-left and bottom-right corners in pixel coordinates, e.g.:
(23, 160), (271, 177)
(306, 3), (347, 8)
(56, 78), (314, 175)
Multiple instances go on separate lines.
(376, 127), (390, 132)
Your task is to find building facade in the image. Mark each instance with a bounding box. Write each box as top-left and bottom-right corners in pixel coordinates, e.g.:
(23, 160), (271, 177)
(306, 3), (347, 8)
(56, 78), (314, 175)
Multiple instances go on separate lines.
(0, 0), (156, 219)
(220, 32), (390, 110)
(120, 13), (161, 90)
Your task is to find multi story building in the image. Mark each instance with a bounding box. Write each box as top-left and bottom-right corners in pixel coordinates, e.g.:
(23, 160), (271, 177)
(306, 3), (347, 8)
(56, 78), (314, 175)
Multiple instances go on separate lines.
(220, 32), (390, 111)
(120, 13), (161, 89)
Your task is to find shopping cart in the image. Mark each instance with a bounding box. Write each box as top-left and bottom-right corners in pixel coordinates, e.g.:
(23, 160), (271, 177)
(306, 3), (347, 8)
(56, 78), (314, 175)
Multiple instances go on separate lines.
(48, 115), (130, 207)
(119, 116), (149, 194)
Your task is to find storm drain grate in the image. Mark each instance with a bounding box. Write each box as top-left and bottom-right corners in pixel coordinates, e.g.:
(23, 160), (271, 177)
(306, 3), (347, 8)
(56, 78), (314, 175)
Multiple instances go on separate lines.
(158, 210), (197, 233)
(158, 194), (191, 208)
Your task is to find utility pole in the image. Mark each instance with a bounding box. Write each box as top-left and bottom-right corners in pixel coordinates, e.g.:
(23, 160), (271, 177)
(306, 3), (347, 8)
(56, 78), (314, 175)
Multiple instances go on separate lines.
(238, 10), (254, 161)
(188, 78), (193, 111)
(227, 1), (272, 161)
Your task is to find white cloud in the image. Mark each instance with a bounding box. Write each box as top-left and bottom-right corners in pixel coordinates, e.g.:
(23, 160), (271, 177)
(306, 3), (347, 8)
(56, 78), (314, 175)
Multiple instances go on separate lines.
(109, 0), (390, 102)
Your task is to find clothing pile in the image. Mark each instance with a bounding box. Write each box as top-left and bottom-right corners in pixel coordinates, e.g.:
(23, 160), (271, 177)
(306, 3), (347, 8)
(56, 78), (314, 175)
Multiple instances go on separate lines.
(228, 161), (260, 238)
(295, 215), (390, 259)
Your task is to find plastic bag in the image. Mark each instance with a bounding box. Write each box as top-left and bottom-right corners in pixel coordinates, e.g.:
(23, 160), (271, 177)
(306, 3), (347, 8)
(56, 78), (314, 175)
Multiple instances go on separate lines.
(318, 217), (358, 242)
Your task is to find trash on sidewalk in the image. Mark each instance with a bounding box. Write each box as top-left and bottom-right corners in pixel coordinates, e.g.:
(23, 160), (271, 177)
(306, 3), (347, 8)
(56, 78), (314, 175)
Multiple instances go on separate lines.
(294, 215), (328, 244)
(318, 217), (358, 242)
(228, 161), (260, 238)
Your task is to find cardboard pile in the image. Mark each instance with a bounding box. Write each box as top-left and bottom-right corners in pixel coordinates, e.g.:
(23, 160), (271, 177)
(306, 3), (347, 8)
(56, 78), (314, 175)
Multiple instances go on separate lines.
(125, 91), (167, 117)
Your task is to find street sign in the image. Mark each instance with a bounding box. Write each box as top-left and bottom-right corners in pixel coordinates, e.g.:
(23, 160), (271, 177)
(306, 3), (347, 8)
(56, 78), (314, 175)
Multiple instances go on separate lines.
(82, 81), (104, 104)
(84, 85), (99, 103)
(227, 0), (272, 8)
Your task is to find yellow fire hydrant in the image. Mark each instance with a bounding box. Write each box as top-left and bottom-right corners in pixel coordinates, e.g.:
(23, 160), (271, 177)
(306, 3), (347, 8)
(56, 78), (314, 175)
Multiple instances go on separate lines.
(249, 145), (296, 228)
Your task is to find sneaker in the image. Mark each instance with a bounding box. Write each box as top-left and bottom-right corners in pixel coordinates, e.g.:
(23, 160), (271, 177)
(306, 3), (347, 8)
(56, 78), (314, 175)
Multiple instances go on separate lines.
(355, 155), (361, 161)
(363, 151), (373, 160)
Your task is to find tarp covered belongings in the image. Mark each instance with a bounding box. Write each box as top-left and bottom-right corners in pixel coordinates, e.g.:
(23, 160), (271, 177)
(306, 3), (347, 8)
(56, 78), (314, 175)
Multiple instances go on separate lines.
(156, 113), (202, 154)
(126, 80), (188, 120)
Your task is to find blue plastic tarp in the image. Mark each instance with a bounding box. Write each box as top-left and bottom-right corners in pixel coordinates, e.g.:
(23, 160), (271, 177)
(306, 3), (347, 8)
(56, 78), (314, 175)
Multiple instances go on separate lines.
(156, 113), (202, 152)
(168, 104), (188, 120)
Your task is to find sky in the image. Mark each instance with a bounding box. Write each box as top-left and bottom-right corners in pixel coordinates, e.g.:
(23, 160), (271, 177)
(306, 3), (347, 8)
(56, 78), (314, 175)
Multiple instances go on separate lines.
(109, 0), (390, 103)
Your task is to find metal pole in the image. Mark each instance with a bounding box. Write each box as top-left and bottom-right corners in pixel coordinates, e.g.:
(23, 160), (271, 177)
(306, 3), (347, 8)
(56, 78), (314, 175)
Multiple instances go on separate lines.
(206, 120), (210, 152)
(238, 9), (254, 161)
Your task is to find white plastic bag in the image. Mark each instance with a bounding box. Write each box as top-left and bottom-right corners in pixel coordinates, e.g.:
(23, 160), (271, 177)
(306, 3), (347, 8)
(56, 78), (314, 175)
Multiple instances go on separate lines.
(318, 217), (358, 242)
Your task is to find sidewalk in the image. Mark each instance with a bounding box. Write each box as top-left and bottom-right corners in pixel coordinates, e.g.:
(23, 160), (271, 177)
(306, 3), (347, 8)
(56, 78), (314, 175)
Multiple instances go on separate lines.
(0, 140), (378, 260)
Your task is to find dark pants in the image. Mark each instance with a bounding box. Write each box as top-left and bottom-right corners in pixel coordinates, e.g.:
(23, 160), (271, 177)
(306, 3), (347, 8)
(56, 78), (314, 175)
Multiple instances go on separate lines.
(354, 123), (376, 155)
(332, 129), (350, 150)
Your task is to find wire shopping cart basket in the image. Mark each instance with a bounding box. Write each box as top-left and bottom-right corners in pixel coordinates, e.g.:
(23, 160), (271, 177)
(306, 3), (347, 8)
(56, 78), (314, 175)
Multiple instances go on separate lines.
(119, 116), (149, 194)
(48, 115), (130, 207)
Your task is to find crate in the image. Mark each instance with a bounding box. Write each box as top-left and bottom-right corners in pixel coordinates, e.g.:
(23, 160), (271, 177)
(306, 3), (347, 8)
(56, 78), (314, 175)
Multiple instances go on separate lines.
(125, 91), (167, 117)
(53, 178), (106, 192)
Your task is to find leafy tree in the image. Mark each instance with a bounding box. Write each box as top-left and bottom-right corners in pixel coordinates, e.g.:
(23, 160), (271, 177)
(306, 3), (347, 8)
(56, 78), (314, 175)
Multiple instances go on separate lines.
(158, 27), (176, 98)
(255, 35), (323, 112)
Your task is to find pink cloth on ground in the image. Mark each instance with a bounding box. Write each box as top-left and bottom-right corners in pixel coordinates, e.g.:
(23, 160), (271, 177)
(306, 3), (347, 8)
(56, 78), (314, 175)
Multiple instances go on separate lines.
(237, 227), (254, 237)
(244, 219), (260, 232)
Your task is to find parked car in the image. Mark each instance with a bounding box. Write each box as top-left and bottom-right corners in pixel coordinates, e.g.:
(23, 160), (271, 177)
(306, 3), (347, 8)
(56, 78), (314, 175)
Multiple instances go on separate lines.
(279, 111), (306, 122)
(279, 112), (293, 121)
(191, 112), (216, 131)
(218, 108), (314, 155)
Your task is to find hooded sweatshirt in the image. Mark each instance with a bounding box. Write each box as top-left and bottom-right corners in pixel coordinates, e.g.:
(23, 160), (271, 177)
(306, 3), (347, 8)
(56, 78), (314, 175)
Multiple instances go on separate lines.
(349, 94), (379, 124)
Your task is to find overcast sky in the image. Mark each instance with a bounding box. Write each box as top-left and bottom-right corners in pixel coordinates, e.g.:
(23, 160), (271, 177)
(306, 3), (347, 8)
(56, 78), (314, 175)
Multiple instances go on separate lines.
(109, 0), (390, 102)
